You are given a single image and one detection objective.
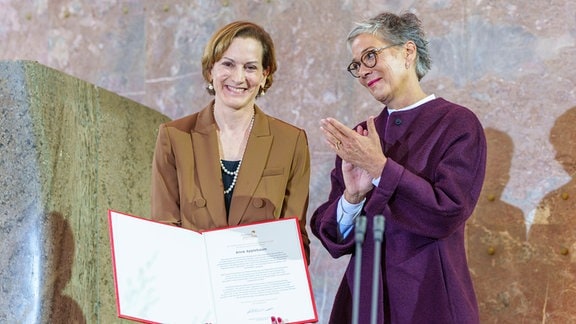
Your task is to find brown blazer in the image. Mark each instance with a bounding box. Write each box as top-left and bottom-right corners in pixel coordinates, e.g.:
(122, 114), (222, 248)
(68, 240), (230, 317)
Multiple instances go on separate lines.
(151, 101), (311, 260)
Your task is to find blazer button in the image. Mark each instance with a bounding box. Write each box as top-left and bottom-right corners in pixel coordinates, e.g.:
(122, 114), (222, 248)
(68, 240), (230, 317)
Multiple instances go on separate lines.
(195, 198), (206, 207)
(394, 118), (402, 125)
(252, 198), (264, 208)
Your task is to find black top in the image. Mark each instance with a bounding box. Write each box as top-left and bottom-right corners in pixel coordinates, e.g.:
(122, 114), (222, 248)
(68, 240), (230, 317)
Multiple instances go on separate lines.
(221, 160), (240, 217)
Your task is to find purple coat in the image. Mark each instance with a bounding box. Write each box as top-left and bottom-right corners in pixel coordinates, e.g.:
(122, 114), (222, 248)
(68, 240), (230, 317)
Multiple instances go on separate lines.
(311, 98), (486, 324)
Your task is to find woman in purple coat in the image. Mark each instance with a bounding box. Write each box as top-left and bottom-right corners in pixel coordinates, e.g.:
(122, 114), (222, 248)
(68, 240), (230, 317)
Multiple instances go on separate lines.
(311, 11), (486, 324)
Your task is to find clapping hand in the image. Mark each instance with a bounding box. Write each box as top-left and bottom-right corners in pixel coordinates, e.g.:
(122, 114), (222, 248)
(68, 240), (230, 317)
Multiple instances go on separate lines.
(320, 116), (386, 179)
(321, 116), (385, 203)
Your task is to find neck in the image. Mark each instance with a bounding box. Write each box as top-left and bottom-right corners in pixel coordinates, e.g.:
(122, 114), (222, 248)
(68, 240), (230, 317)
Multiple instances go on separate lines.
(386, 92), (428, 110)
(213, 106), (255, 132)
(215, 107), (255, 161)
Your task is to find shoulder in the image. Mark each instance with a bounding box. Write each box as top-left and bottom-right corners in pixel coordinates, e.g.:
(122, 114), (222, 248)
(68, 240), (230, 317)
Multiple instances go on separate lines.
(255, 107), (307, 138)
(428, 97), (480, 120)
(420, 98), (483, 131)
(414, 98), (486, 149)
(254, 113), (309, 152)
(268, 116), (308, 146)
(161, 104), (213, 133)
(267, 115), (306, 134)
(163, 114), (199, 131)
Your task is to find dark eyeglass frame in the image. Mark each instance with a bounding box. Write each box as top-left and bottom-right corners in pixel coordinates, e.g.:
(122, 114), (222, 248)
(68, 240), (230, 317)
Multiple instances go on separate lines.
(346, 43), (403, 78)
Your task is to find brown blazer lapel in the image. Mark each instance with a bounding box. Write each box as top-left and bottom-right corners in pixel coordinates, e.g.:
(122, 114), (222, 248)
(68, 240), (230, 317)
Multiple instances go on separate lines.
(228, 107), (272, 225)
(192, 105), (228, 227)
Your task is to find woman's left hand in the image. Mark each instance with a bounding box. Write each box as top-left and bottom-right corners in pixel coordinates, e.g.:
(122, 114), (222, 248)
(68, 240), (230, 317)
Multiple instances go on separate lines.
(320, 116), (386, 178)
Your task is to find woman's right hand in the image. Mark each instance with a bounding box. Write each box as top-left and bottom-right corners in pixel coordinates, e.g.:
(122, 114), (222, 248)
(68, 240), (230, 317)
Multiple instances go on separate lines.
(342, 159), (374, 204)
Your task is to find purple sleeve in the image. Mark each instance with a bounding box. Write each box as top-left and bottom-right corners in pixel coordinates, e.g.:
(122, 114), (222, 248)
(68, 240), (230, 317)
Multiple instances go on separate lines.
(366, 112), (487, 238)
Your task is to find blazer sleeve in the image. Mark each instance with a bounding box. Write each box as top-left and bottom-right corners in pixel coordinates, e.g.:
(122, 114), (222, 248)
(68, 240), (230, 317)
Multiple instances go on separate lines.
(282, 129), (312, 263)
(150, 124), (182, 226)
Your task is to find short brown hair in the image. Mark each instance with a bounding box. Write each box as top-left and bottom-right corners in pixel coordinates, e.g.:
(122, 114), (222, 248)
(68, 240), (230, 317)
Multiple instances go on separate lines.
(201, 21), (277, 96)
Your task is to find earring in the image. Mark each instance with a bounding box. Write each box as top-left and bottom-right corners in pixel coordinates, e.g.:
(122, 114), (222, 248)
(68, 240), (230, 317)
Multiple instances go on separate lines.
(207, 83), (214, 90)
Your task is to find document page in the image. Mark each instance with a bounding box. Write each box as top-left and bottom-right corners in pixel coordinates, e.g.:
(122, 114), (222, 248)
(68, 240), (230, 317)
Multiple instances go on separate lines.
(109, 210), (317, 324)
(203, 219), (316, 324)
(109, 210), (216, 323)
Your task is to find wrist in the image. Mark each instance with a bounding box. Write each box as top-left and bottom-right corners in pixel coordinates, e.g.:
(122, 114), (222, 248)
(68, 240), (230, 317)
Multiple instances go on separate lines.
(369, 157), (386, 179)
(344, 190), (365, 204)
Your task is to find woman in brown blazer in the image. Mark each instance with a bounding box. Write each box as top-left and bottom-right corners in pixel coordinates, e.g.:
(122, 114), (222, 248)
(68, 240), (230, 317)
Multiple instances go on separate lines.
(151, 21), (311, 262)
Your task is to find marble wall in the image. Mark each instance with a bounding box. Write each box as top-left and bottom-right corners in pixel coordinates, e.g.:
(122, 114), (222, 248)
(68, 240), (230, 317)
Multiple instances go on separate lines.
(1, 0), (575, 323)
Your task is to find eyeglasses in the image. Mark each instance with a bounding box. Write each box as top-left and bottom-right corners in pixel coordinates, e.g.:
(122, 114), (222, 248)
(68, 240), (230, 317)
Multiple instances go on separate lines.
(346, 44), (402, 78)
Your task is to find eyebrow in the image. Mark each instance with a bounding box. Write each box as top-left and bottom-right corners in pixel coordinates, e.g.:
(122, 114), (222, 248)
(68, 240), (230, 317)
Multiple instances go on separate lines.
(350, 47), (378, 61)
(361, 47), (379, 54)
(221, 56), (260, 65)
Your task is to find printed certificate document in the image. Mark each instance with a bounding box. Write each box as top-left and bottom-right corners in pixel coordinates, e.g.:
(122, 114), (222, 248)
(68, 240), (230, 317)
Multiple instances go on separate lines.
(108, 210), (317, 324)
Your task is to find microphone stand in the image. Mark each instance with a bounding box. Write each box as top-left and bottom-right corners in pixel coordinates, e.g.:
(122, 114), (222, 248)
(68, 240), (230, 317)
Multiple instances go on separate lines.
(371, 215), (385, 324)
(352, 215), (367, 324)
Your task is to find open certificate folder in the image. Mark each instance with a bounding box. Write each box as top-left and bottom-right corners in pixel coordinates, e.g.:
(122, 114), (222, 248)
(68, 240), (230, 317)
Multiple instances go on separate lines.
(108, 210), (317, 324)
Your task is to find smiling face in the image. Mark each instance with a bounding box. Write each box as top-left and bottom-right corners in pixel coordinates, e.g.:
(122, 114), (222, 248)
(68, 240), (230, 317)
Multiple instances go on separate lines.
(210, 37), (269, 111)
(350, 33), (411, 107)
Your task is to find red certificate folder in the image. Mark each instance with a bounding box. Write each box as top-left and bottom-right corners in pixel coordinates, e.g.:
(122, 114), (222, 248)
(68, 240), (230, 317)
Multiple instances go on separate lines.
(108, 209), (318, 324)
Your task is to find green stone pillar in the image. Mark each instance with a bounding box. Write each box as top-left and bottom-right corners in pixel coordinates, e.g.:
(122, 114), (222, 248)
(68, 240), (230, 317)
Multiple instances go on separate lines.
(0, 60), (170, 323)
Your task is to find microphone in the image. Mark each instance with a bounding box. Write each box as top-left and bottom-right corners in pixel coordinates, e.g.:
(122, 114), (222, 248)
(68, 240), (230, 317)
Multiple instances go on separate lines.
(370, 215), (385, 324)
(352, 215), (367, 324)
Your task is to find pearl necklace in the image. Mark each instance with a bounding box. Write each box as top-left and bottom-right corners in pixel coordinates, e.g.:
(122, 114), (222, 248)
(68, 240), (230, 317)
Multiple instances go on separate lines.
(220, 114), (255, 195)
(220, 160), (240, 194)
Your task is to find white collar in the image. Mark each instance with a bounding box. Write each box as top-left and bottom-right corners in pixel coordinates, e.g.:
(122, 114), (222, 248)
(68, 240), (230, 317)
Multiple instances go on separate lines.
(388, 94), (436, 114)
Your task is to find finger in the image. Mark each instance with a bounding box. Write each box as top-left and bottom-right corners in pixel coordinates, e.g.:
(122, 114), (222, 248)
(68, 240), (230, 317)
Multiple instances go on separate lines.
(320, 127), (342, 151)
(323, 117), (356, 139)
(355, 124), (368, 136)
(320, 120), (341, 142)
(366, 116), (376, 133)
(366, 116), (379, 139)
(319, 118), (334, 134)
(271, 316), (278, 324)
(320, 124), (339, 142)
(320, 127), (342, 150)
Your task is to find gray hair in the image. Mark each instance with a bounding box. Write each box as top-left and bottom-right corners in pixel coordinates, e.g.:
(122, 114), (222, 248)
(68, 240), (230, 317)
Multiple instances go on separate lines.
(347, 12), (431, 80)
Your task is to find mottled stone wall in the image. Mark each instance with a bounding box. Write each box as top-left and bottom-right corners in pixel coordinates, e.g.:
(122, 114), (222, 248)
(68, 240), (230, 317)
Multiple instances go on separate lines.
(0, 61), (169, 323)
(468, 111), (576, 322)
(1, 1), (575, 323)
